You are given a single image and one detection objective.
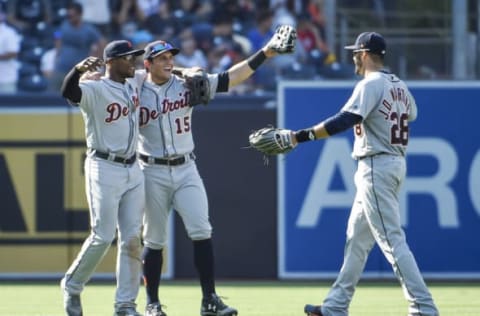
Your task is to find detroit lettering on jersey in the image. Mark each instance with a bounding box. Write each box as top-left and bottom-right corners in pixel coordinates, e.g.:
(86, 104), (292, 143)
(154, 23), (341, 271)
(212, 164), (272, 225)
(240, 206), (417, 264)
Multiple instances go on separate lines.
(105, 103), (132, 123)
(105, 93), (140, 123)
(139, 90), (191, 127)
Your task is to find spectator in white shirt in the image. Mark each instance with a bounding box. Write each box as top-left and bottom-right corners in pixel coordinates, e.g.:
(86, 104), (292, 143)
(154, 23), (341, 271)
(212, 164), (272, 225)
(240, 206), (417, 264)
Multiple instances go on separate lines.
(0, 7), (21, 93)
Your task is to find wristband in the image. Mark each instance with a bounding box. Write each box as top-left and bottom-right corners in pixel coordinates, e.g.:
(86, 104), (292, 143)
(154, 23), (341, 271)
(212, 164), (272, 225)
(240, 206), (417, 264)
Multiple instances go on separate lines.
(247, 50), (267, 70)
(295, 128), (316, 143)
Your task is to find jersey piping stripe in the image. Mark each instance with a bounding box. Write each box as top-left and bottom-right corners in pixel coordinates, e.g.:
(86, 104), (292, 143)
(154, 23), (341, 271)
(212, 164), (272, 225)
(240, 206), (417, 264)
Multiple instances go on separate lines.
(121, 82), (137, 156)
(164, 79), (179, 155)
(368, 157), (422, 315)
(102, 79), (137, 156)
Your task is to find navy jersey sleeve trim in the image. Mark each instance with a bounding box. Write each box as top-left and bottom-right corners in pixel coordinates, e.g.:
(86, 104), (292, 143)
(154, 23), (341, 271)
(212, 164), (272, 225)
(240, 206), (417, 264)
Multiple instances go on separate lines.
(324, 111), (363, 135)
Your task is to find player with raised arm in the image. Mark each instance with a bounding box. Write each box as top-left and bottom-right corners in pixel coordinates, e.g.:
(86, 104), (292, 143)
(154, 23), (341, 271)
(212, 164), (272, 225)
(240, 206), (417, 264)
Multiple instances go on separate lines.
(139, 26), (296, 316)
(249, 32), (439, 316)
(60, 40), (146, 316)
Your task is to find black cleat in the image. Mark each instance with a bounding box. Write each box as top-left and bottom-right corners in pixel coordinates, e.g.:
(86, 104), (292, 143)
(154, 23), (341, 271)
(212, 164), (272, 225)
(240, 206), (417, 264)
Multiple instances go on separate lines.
(201, 293), (238, 316)
(304, 304), (323, 316)
(145, 302), (167, 316)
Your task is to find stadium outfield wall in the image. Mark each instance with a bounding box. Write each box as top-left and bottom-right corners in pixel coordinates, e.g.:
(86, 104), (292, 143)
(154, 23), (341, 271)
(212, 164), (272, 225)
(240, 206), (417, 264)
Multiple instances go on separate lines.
(0, 82), (479, 281)
(278, 81), (480, 280)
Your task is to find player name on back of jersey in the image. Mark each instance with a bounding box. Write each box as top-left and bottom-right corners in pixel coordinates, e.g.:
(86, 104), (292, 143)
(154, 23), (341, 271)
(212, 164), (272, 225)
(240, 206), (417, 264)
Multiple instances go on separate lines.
(379, 87), (411, 119)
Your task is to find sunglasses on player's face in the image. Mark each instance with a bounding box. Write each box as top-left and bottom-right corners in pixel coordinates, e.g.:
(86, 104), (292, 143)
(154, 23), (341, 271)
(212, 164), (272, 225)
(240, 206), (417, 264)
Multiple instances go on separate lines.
(120, 54), (136, 61)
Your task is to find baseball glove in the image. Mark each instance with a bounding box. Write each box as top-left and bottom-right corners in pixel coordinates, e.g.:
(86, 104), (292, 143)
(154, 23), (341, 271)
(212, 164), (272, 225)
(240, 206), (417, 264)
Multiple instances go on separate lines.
(249, 126), (296, 155)
(172, 67), (211, 106)
(267, 25), (297, 54)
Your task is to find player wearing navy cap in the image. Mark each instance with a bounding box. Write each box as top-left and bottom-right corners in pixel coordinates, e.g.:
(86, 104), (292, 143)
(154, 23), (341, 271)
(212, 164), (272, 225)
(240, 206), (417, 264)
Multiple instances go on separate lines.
(275, 31), (439, 316)
(60, 40), (146, 316)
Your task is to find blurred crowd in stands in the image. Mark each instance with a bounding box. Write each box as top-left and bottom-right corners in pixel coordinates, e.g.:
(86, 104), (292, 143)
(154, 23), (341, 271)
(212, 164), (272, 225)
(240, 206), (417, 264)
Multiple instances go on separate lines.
(0, 0), (355, 95)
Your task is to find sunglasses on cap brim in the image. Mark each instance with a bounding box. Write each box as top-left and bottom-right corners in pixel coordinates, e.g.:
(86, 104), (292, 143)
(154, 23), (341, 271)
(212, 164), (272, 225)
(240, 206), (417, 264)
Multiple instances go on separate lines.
(146, 42), (179, 59)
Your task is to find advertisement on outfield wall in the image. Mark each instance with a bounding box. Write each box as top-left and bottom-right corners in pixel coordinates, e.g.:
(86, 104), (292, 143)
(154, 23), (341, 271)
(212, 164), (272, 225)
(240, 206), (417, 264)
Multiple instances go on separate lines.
(0, 109), (173, 279)
(278, 81), (480, 279)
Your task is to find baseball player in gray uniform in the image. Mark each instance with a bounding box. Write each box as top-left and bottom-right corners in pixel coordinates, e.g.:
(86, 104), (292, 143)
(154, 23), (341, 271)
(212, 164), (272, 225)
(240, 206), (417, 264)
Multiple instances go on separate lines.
(139, 31), (295, 316)
(60, 40), (146, 316)
(273, 32), (439, 316)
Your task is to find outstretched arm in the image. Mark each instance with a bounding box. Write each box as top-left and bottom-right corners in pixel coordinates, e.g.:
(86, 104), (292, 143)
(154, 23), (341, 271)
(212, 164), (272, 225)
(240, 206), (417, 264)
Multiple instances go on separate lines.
(227, 25), (296, 88)
(248, 111), (362, 156)
(293, 111), (363, 145)
(227, 47), (276, 88)
(175, 26), (296, 106)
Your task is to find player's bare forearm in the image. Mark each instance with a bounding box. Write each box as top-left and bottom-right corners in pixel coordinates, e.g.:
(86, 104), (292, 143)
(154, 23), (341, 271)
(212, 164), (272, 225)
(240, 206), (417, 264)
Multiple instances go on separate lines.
(228, 48), (276, 88)
(292, 123), (329, 146)
(228, 25), (296, 88)
(263, 46), (278, 58)
(312, 123), (330, 139)
(227, 60), (255, 88)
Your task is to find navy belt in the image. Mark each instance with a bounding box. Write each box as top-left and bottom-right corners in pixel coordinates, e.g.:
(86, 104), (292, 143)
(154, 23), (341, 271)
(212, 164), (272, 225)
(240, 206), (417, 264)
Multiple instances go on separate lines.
(139, 153), (195, 166)
(93, 151), (136, 165)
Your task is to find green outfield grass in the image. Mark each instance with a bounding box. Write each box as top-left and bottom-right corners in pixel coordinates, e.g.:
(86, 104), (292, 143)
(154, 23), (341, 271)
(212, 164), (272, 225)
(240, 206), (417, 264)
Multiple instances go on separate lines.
(0, 280), (478, 315)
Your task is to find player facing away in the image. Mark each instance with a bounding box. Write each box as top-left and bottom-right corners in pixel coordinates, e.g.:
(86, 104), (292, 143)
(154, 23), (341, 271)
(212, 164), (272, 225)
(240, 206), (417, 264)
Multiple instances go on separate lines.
(139, 31), (295, 316)
(60, 40), (146, 316)
(275, 32), (438, 316)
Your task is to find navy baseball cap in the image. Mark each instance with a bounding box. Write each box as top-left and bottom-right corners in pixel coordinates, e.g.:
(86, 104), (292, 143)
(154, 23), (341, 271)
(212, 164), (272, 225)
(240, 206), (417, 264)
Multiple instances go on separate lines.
(103, 40), (145, 61)
(144, 40), (179, 60)
(345, 32), (386, 56)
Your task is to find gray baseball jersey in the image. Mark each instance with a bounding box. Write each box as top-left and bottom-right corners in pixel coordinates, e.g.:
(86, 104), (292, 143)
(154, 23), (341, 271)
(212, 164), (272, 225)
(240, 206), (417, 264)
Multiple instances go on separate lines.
(341, 71), (417, 159)
(61, 77), (145, 310)
(321, 71), (438, 316)
(79, 77), (141, 157)
(138, 72), (218, 157)
(138, 72), (219, 249)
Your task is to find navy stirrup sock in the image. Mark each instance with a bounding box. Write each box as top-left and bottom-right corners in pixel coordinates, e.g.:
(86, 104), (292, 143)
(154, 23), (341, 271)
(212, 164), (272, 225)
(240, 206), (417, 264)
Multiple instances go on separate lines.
(193, 238), (216, 298)
(142, 247), (163, 304)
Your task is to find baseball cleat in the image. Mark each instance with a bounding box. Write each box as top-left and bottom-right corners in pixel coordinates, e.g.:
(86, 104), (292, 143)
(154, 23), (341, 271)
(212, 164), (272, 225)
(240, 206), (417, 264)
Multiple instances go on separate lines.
(63, 292), (83, 316)
(113, 307), (142, 316)
(145, 302), (167, 316)
(304, 304), (323, 316)
(201, 293), (238, 316)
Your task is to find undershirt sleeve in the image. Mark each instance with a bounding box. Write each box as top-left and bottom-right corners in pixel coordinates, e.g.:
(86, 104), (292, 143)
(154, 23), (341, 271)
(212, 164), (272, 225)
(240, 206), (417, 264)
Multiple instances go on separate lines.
(61, 68), (83, 104)
(324, 111), (363, 135)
